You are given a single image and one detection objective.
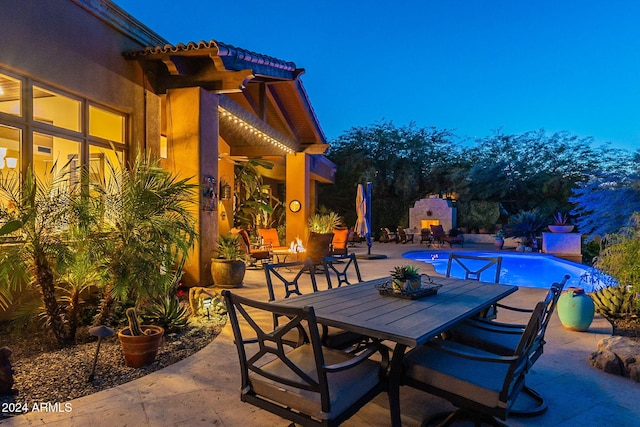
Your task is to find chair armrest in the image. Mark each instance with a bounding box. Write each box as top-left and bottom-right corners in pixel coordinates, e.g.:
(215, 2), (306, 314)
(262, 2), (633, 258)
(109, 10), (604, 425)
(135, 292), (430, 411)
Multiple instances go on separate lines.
(325, 341), (389, 373)
(427, 339), (517, 364)
(496, 302), (533, 313)
(465, 317), (527, 331)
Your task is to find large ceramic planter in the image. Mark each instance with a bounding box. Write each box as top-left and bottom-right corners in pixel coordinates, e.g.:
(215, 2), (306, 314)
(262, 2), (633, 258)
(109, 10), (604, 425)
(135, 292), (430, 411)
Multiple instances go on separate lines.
(493, 238), (504, 250)
(118, 325), (164, 368)
(548, 225), (575, 233)
(306, 232), (334, 264)
(211, 259), (246, 288)
(557, 287), (595, 331)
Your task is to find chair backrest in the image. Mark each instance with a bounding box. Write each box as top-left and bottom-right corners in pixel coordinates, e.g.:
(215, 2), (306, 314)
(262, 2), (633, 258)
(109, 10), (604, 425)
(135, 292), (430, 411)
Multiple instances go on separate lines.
(222, 290), (332, 410)
(430, 225), (446, 238)
(258, 228), (281, 249)
(397, 228), (407, 238)
(530, 274), (569, 364)
(420, 228), (431, 241)
(264, 259), (318, 301)
(501, 301), (546, 405)
(330, 228), (349, 256)
(446, 253), (503, 283)
(238, 229), (252, 252)
(322, 254), (362, 288)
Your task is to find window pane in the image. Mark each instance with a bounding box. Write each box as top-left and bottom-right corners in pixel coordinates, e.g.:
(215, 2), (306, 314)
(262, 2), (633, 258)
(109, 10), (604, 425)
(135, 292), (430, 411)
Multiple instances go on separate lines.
(89, 105), (125, 143)
(33, 132), (81, 186)
(0, 125), (21, 212)
(0, 125), (20, 172)
(33, 86), (81, 132)
(89, 144), (123, 187)
(0, 73), (21, 117)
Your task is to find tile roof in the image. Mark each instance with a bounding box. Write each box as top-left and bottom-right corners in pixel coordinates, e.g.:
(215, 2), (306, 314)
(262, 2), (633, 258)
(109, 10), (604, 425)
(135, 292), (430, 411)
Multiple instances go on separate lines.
(125, 40), (297, 80)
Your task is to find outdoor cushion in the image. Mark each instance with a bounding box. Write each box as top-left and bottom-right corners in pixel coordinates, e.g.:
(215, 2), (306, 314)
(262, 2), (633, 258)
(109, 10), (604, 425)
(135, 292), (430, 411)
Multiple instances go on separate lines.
(404, 340), (513, 409)
(249, 344), (381, 420)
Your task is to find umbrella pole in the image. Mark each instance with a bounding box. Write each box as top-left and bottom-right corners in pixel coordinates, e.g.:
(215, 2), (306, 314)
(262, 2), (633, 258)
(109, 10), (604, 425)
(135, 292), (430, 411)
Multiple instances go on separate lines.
(366, 182), (372, 255)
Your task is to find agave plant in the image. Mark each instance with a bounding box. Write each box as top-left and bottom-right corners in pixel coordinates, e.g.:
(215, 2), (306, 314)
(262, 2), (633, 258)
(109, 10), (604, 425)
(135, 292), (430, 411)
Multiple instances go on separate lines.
(308, 211), (342, 234)
(503, 209), (548, 244)
(144, 295), (190, 332)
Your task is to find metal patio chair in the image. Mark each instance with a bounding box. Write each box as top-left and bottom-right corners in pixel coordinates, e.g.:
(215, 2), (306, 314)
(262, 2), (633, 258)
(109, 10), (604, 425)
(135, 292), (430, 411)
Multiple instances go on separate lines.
(402, 300), (548, 426)
(265, 259), (364, 350)
(223, 290), (389, 427)
(322, 253), (363, 288)
(446, 274), (569, 416)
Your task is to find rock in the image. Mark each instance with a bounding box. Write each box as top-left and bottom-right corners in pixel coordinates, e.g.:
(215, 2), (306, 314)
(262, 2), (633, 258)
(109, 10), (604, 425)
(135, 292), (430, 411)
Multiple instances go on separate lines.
(628, 363), (640, 382)
(591, 336), (640, 382)
(589, 349), (623, 375)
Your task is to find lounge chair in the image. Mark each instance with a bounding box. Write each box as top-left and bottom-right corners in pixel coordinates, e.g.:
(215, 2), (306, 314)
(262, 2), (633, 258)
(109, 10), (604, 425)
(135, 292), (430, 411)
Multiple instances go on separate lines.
(397, 227), (414, 244)
(430, 224), (463, 248)
(379, 227), (398, 243)
(223, 290), (389, 427)
(419, 228), (433, 246)
(330, 228), (350, 257)
(237, 229), (271, 267)
(257, 228), (288, 251)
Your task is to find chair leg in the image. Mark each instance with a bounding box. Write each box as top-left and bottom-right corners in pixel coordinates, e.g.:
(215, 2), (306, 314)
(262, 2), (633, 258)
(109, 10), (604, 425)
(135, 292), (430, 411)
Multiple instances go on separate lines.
(509, 385), (548, 417)
(422, 409), (508, 427)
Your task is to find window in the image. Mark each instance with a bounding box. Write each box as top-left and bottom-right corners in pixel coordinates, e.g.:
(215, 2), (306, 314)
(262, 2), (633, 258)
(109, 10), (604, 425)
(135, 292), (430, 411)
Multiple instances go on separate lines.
(0, 124), (21, 208)
(89, 105), (125, 143)
(0, 73), (21, 117)
(33, 86), (81, 132)
(0, 69), (128, 205)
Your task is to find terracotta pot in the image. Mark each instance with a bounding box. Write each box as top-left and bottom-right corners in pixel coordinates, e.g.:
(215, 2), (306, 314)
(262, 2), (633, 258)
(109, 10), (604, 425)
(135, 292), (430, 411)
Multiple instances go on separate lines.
(211, 259), (246, 288)
(306, 232), (334, 264)
(118, 325), (164, 368)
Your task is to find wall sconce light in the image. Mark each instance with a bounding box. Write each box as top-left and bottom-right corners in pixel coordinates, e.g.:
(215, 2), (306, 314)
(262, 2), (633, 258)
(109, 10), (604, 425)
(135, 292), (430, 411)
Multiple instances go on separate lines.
(220, 179), (232, 201)
(5, 157), (17, 169)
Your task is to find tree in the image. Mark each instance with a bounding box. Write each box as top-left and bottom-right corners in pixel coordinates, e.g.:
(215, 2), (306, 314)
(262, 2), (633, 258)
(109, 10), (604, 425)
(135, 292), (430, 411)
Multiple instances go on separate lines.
(319, 121), (458, 234)
(459, 129), (637, 216)
(0, 166), (77, 346)
(92, 156), (198, 326)
(570, 172), (640, 238)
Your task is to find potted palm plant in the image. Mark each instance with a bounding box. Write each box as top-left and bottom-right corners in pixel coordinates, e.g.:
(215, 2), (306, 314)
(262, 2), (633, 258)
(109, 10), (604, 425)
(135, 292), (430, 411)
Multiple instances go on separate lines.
(211, 235), (246, 288)
(306, 211), (341, 264)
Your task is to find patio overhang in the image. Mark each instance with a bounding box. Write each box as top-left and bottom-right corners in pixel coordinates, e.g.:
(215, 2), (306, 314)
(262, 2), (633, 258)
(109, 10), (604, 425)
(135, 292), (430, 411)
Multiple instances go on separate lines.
(219, 96), (299, 156)
(124, 40), (298, 94)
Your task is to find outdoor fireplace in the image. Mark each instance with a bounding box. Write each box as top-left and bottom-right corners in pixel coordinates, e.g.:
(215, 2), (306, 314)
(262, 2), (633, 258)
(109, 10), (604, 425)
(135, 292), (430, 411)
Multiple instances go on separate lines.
(409, 196), (456, 233)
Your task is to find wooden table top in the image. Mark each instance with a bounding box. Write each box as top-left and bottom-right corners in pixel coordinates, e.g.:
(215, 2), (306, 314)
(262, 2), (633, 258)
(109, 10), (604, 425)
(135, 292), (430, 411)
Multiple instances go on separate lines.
(273, 276), (518, 347)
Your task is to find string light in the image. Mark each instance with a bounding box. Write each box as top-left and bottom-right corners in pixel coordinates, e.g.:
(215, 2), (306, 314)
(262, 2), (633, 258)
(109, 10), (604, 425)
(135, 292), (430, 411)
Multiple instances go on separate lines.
(218, 107), (295, 154)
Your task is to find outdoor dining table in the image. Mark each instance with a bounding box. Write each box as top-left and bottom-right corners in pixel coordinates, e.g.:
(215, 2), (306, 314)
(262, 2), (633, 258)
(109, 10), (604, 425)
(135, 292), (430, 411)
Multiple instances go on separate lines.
(272, 275), (518, 427)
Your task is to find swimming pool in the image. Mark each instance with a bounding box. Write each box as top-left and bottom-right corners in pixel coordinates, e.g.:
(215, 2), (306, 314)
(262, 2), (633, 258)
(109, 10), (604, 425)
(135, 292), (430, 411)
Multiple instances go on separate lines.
(403, 250), (612, 291)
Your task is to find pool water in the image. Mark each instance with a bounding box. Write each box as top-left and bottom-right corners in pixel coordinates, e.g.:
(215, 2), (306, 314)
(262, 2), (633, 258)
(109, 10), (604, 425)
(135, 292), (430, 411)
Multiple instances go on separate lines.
(403, 250), (612, 291)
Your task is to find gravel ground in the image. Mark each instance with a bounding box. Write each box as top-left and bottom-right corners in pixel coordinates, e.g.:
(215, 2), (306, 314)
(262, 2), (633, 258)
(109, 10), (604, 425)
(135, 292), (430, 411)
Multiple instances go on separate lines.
(0, 315), (226, 417)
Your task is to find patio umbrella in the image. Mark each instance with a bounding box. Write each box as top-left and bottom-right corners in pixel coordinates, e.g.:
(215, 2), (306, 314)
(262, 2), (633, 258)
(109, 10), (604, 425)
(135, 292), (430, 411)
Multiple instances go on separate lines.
(355, 182), (386, 259)
(355, 184), (368, 238)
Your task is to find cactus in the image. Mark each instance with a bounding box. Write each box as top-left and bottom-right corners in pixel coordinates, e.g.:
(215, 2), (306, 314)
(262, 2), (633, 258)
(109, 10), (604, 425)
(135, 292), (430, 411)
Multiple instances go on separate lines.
(590, 285), (635, 318)
(125, 307), (150, 336)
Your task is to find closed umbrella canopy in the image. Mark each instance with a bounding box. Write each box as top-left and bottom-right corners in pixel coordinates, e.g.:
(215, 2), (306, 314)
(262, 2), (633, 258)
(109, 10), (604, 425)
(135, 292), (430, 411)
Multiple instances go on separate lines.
(355, 184), (368, 237)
